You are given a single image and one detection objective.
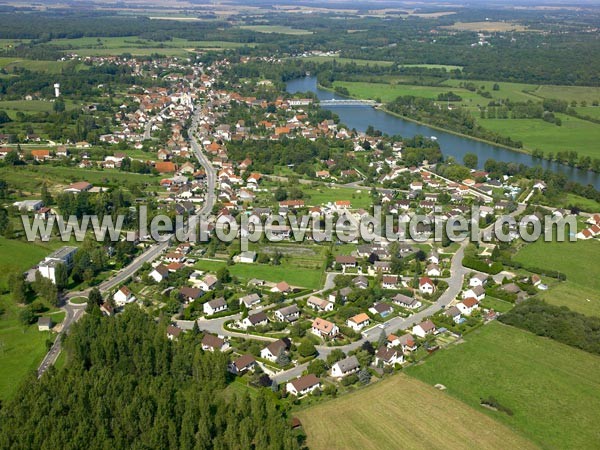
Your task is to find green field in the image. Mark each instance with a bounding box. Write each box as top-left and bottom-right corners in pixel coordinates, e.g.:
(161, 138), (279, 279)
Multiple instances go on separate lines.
(296, 373), (536, 450)
(514, 238), (600, 316)
(480, 113), (600, 158)
(557, 193), (600, 212)
(531, 85), (600, 104)
(301, 185), (372, 209)
(0, 237), (64, 400)
(0, 57), (84, 74)
(0, 165), (159, 194)
(442, 79), (541, 102)
(406, 322), (600, 449)
(574, 106), (600, 119)
(332, 80), (476, 103)
(240, 25), (312, 35)
(195, 259), (324, 289)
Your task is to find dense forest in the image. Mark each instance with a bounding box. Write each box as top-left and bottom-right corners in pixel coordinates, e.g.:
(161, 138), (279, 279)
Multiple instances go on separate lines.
(0, 308), (298, 449)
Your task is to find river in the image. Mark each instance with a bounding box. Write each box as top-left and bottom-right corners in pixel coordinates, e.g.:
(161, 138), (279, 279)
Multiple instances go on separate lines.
(287, 76), (600, 189)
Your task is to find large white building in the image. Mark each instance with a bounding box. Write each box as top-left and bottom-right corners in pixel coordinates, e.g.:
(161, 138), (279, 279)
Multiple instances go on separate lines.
(37, 246), (77, 284)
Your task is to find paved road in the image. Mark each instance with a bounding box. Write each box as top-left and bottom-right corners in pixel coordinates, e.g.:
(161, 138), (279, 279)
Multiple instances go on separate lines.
(37, 99), (217, 377)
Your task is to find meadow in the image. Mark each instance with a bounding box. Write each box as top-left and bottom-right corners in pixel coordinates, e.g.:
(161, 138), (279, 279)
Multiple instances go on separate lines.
(0, 237), (65, 400)
(294, 56), (394, 66)
(239, 25), (312, 35)
(480, 113), (600, 158)
(443, 21), (530, 32)
(300, 185), (373, 209)
(406, 322), (600, 449)
(296, 373), (537, 450)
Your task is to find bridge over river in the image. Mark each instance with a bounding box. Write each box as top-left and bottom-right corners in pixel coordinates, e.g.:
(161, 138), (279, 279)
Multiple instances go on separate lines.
(319, 99), (378, 106)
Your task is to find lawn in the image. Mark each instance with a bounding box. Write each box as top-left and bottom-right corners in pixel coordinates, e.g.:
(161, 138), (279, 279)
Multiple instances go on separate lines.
(301, 185), (373, 209)
(0, 237), (59, 288)
(480, 113), (600, 158)
(406, 322), (600, 449)
(480, 296), (514, 313)
(296, 373), (536, 450)
(195, 259), (324, 290)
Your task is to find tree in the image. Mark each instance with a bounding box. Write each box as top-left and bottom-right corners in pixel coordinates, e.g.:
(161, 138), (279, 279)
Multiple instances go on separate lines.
(87, 287), (103, 312)
(463, 152), (478, 169)
(4, 150), (19, 166)
(19, 306), (36, 325)
(0, 111), (11, 124)
(297, 340), (316, 358)
(358, 369), (371, 385)
(41, 183), (53, 206)
(307, 359), (327, 377)
(8, 272), (27, 304)
(275, 349), (290, 367)
(53, 100), (65, 113)
(54, 263), (68, 291)
(377, 329), (387, 348)
(326, 349), (346, 366)
(216, 266), (231, 284)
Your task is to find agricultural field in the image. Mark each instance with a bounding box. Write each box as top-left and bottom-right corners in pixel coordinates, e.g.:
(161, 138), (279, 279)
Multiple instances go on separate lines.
(531, 85), (600, 104)
(296, 373), (537, 450)
(574, 106), (600, 119)
(442, 79), (540, 102)
(406, 322), (600, 449)
(0, 57), (83, 74)
(442, 21), (530, 32)
(239, 25), (313, 35)
(480, 113), (600, 158)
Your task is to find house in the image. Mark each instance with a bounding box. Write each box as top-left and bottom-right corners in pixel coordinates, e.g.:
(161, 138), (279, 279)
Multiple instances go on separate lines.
(463, 285), (485, 301)
(444, 306), (462, 323)
(13, 199), (44, 212)
(274, 304), (300, 322)
(271, 281), (291, 294)
(531, 274), (542, 287)
(113, 286), (135, 307)
(37, 317), (52, 331)
(179, 286), (202, 303)
(64, 181), (92, 193)
(201, 334), (230, 352)
(392, 294), (421, 310)
(381, 275), (399, 289)
(457, 297), (479, 316)
(347, 313), (370, 332)
(330, 355), (360, 378)
(397, 333), (418, 353)
(260, 338), (291, 362)
(352, 276), (369, 289)
(307, 296), (334, 312)
(150, 265), (169, 283)
(31, 149), (51, 161)
(375, 346), (404, 366)
(369, 302), (393, 317)
(426, 264), (441, 277)
(229, 354), (257, 375)
(335, 255), (357, 269)
(469, 273), (488, 287)
(328, 286), (353, 303)
(419, 277), (435, 295)
(241, 311), (269, 329)
(164, 252), (185, 263)
(286, 374), (321, 397)
(311, 318), (339, 339)
(198, 275), (218, 292)
(166, 325), (182, 341)
(238, 251), (257, 264)
(239, 293), (261, 309)
(100, 302), (114, 316)
(412, 320), (437, 338)
(204, 297), (228, 316)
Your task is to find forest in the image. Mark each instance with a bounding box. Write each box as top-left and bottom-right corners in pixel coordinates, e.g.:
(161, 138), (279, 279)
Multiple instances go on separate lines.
(0, 307), (299, 449)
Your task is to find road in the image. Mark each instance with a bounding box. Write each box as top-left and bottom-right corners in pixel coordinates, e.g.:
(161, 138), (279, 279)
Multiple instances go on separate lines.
(37, 100), (217, 377)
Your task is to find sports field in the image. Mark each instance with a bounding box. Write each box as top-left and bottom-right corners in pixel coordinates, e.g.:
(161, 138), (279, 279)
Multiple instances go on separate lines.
(296, 373), (537, 450)
(406, 322), (600, 449)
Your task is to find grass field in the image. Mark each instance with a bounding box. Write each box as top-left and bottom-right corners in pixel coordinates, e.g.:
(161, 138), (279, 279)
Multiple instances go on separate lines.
(194, 259), (324, 289)
(443, 21), (530, 32)
(240, 25), (312, 35)
(0, 165), (159, 194)
(407, 322), (600, 449)
(301, 185), (372, 209)
(480, 113), (600, 158)
(296, 373), (536, 450)
(0, 57), (84, 74)
(531, 85), (600, 104)
(401, 63), (463, 71)
(558, 193), (600, 212)
(574, 106), (600, 119)
(0, 237), (64, 400)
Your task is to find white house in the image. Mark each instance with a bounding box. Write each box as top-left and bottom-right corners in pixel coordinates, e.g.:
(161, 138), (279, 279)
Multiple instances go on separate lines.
(198, 275), (218, 292)
(260, 338), (291, 362)
(375, 346), (404, 366)
(275, 304), (300, 322)
(240, 311), (268, 329)
(456, 297), (479, 316)
(113, 286), (135, 307)
(203, 297), (228, 316)
(392, 294), (422, 310)
(347, 313), (370, 332)
(239, 293), (261, 309)
(286, 374), (321, 397)
(150, 265), (169, 283)
(426, 264), (441, 277)
(307, 296), (334, 313)
(419, 277), (435, 295)
(469, 273), (488, 288)
(238, 251), (257, 264)
(412, 320), (437, 338)
(311, 318), (339, 339)
(463, 285), (485, 301)
(330, 355), (360, 378)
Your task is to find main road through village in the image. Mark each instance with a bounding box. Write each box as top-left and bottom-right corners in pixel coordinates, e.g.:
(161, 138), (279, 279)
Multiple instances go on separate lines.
(37, 97), (526, 380)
